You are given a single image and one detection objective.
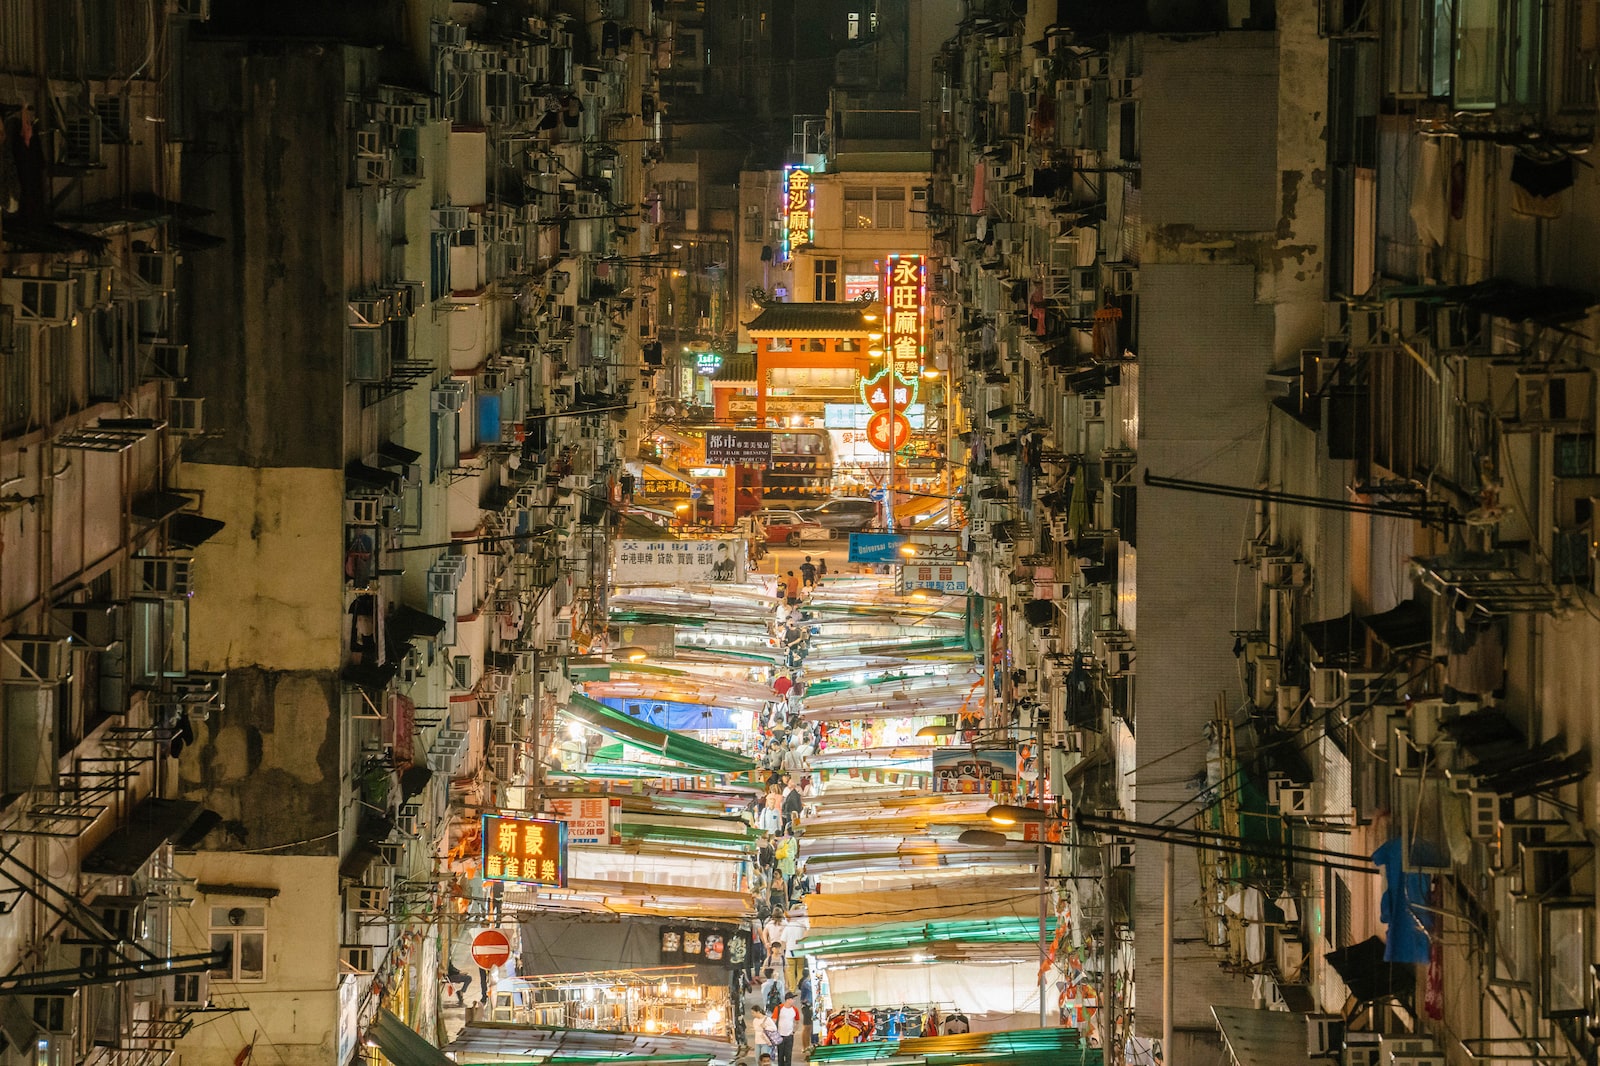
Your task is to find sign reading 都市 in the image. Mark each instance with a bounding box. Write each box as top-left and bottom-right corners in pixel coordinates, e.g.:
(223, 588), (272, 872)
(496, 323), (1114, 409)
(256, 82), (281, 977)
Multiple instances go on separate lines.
(613, 539), (748, 584)
(704, 430), (772, 467)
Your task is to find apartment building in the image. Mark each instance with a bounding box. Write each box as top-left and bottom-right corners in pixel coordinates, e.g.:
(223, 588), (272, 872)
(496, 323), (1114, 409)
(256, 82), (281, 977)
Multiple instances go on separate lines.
(937, 0), (1600, 1063)
(932, 0), (1328, 1059)
(0, 1), (229, 1063)
(4, 3), (659, 1064)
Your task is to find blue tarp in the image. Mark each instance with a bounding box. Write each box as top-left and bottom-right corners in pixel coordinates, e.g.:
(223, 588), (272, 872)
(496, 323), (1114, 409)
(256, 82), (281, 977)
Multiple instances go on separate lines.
(599, 698), (743, 731)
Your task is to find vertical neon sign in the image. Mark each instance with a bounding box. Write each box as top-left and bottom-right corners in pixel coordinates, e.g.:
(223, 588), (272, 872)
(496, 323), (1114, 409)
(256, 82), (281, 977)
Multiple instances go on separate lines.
(883, 254), (925, 378)
(783, 166), (813, 261)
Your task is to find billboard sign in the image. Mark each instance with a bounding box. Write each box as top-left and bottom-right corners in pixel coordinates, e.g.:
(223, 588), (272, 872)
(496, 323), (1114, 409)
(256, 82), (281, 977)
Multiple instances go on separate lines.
(481, 814), (567, 886)
(613, 539), (747, 584)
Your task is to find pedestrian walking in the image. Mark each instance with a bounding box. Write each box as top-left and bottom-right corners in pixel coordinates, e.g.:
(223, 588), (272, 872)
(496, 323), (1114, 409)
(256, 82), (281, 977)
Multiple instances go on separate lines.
(799, 556), (817, 588)
(783, 571), (801, 606)
(773, 992), (802, 1066)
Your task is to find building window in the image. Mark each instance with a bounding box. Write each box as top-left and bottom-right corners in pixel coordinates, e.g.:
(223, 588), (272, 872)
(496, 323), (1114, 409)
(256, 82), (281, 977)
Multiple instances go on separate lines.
(209, 905), (267, 983)
(813, 259), (839, 302)
(843, 187), (906, 229)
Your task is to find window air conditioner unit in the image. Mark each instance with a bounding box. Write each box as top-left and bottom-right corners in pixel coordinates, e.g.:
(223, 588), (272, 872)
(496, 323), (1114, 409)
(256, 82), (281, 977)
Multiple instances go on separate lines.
(169, 0), (211, 19)
(1111, 842), (1134, 867)
(376, 841), (403, 866)
(1305, 1014), (1344, 1056)
(51, 603), (123, 649)
(432, 206), (470, 232)
(1466, 790), (1500, 840)
(138, 342), (188, 382)
(168, 972), (207, 1006)
(339, 946), (375, 974)
(1348, 305), (1383, 347)
(345, 886), (389, 913)
(1106, 648), (1134, 676)
(1341, 1048), (1379, 1066)
(134, 557), (195, 598)
(31, 993), (76, 1035)
(1261, 556), (1309, 588)
(1389, 1057), (1444, 1066)
(1, 637), (71, 684)
(168, 397), (205, 435)
(1308, 665), (1345, 708)
(1277, 785), (1315, 816)
(1517, 369), (1593, 425)
(136, 252), (179, 291)
(346, 498), (385, 526)
(432, 385), (466, 412)
(2, 276), (76, 325)
(1252, 655), (1279, 706)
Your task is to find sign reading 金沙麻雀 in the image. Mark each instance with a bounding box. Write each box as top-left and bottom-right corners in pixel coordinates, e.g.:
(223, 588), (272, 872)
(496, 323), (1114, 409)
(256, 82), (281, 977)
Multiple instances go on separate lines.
(481, 814), (567, 886)
(704, 430), (772, 467)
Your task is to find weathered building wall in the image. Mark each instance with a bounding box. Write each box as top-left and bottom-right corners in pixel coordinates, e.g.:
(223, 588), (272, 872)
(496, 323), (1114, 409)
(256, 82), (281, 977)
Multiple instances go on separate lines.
(182, 42), (355, 470)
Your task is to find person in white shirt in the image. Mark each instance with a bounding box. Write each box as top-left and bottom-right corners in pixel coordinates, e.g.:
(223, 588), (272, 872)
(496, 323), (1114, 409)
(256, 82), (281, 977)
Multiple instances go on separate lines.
(773, 992), (802, 1066)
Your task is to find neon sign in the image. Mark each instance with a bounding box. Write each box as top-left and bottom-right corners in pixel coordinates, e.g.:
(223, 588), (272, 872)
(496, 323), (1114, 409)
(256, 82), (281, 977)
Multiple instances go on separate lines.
(481, 814), (568, 886)
(883, 254), (925, 376)
(783, 166), (814, 260)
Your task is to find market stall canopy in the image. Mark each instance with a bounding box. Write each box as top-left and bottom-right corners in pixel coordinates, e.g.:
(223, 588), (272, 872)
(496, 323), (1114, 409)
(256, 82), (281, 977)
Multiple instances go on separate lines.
(803, 885), (1042, 929)
(445, 1023), (734, 1065)
(806, 1025), (1100, 1066)
(1211, 1007), (1309, 1066)
(798, 916), (1057, 957)
(370, 1009), (453, 1066)
(562, 693), (754, 774)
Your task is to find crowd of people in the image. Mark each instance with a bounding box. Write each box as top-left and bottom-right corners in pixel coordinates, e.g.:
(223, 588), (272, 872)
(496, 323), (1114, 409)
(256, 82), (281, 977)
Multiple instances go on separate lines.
(736, 559), (829, 1066)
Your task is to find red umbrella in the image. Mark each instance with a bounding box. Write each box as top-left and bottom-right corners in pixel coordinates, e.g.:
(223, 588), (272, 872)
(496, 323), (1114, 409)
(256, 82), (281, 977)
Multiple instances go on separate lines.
(772, 676), (792, 696)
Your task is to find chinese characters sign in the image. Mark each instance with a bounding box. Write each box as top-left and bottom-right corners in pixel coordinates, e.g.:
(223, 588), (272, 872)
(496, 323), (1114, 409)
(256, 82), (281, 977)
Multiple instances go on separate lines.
(859, 367), (917, 411)
(883, 254), (925, 375)
(613, 539), (748, 584)
(545, 796), (619, 846)
(899, 562), (969, 593)
(481, 814), (567, 886)
(783, 166), (813, 260)
(865, 410), (912, 453)
(704, 430), (772, 467)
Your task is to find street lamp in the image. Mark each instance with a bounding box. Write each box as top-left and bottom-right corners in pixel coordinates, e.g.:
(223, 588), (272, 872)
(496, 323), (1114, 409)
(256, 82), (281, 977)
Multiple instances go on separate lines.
(986, 803), (1056, 826)
(957, 828), (1010, 848)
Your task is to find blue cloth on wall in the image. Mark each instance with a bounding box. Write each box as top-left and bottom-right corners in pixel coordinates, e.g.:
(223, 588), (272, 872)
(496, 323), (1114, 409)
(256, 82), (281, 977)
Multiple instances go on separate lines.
(1371, 836), (1434, 964)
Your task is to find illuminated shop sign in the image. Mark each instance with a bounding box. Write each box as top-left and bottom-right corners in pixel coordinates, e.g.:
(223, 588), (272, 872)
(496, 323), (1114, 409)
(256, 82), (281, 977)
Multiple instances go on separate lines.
(783, 166), (814, 260)
(694, 352), (723, 375)
(882, 254), (925, 376)
(481, 814), (567, 886)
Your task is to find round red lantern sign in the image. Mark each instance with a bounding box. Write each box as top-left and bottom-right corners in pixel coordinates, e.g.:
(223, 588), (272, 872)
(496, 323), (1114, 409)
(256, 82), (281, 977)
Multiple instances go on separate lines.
(866, 410), (912, 453)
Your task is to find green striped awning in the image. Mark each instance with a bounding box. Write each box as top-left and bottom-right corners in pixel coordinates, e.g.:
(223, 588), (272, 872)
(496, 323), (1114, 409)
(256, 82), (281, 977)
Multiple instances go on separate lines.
(806, 1026), (1101, 1066)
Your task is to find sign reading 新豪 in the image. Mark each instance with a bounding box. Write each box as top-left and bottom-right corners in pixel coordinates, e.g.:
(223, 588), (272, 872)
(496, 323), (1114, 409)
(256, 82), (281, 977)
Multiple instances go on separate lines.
(481, 814), (567, 886)
(704, 430), (772, 467)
